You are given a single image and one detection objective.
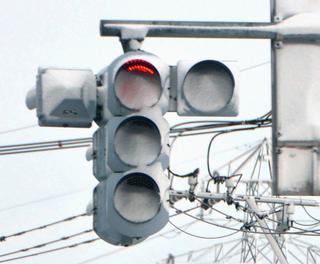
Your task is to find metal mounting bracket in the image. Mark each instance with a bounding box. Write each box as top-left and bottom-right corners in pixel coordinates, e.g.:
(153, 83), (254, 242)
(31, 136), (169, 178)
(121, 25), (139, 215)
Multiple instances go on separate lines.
(119, 27), (148, 52)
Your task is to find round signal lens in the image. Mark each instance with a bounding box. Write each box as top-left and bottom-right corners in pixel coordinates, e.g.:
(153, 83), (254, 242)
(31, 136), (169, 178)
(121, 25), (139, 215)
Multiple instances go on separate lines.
(183, 60), (234, 113)
(114, 173), (161, 223)
(115, 59), (162, 110)
(114, 117), (161, 167)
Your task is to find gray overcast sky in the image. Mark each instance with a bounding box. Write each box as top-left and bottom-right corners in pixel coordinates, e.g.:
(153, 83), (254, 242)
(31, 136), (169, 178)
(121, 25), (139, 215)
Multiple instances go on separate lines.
(2, 1), (311, 264)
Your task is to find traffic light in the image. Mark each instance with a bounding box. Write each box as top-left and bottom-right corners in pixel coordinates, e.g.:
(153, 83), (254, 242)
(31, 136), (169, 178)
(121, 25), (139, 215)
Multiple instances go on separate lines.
(26, 50), (239, 246)
(92, 107), (169, 181)
(93, 164), (169, 246)
(87, 50), (239, 245)
(91, 51), (171, 246)
(176, 59), (238, 116)
(97, 51), (170, 124)
(26, 67), (97, 127)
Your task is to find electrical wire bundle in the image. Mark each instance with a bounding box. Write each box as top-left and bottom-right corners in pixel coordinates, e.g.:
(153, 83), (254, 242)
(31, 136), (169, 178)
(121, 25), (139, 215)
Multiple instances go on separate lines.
(0, 207), (208, 263)
(170, 111), (271, 138)
(0, 137), (92, 156)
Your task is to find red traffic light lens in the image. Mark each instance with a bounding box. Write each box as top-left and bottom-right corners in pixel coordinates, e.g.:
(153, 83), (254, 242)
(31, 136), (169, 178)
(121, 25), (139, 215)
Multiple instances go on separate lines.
(115, 59), (162, 110)
(125, 59), (155, 75)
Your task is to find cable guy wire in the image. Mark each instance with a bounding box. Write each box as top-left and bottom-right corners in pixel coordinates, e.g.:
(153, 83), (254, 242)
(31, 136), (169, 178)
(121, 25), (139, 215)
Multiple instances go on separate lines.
(0, 188), (92, 213)
(302, 206), (320, 222)
(168, 219), (240, 240)
(0, 207), (200, 261)
(0, 138), (92, 156)
(0, 124), (38, 135)
(0, 238), (100, 263)
(0, 214), (203, 263)
(0, 229), (93, 258)
(0, 212), (88, 242)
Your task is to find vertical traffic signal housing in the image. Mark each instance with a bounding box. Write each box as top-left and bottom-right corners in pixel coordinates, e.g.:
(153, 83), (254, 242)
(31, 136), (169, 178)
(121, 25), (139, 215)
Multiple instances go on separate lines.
(97, 51), (170, 124)
(91, 51), (171, 246)
(176, 59), (238, 116)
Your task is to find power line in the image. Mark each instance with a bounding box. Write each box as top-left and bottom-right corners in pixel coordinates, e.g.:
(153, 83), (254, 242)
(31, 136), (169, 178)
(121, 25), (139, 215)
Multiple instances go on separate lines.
(302, 205), (320, 222)
(170, 138), (265, 167)
(0, 207), (200, 262)
(171, 119), (271, 135)
(169, 117), (270, 190)
(294, 220), (320, 227)
(240, 61), (270, 72)
(0, 138), (92, 156)
(0, 238), (100, 263)
(0, 144), (90, 156)
(159, 221), (197, 239)
(0, 114), (271, 156)
(76, 219), (218, 264)
(0, 219), (202, 263)
(0, 188), (92, 213)
(169, 206), (200, 217)
(77, 247), (126, 264)
(175, 205), (320, 236)
(167, 168), (199, 178)
(170, 112), (271, 136)
(76, 206), (220, 264)
(170, 120), (238, 131)
(170, 139), (266, 190)
(195, 198), (244, 224)
(0, 212), (88, 242)
(0, 137), (91, 149)
(168, 219), (240, 240)
(206, 141), (264, 179)
(0, 229), (93, 258)
(156, 238), (242, 264)
(207, 129), (265, 178)
(172, 123), (271, 139)
(158, 234), (318, 264)
(0, 125), (38, 135)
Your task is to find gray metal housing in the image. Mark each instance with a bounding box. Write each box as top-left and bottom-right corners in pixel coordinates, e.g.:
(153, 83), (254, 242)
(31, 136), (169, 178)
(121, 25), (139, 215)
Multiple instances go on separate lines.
(93, 164), (169, 246)
(92, 127), (110, 180)
(35, 67), (97, 127)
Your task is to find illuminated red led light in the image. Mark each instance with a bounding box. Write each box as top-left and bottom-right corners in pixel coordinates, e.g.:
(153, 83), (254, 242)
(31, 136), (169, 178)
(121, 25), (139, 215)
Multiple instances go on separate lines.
(124, 59), (155, 75)
(127, 65), (155, 75)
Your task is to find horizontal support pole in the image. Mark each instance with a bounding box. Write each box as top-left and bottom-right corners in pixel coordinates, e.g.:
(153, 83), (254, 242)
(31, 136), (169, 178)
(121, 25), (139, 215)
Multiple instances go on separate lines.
(169, 190), (320, 207)
(100, 14), (320, 41)
(100, 20), (274, 39)
(101, 20), (275, 39)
